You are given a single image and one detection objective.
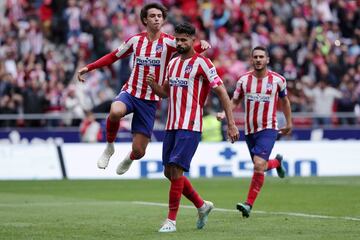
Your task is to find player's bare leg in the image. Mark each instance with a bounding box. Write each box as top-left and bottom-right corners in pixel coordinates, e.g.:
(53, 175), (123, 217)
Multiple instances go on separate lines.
(116, 133), (149, 174)
(97, 101), (126, 169)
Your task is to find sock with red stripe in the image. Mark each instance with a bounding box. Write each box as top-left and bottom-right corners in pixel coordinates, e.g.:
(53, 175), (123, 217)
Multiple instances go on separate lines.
(182, 176), (204, 208)
(106, 117), (120, 143)
(267, 159), (280, 170)
(246, 172), (265, 206)
(129, 152), (137, 160)
(168, 177), (185, 221)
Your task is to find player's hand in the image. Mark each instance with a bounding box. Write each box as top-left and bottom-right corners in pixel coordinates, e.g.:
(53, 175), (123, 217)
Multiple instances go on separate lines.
(279, 124), (292, 135)
(227, 124), (239, 143)
(77, 67), (89, 82)
(216, 111), (225, 121)
(200, 40), (211, 50)
(146, 73), (156, 88)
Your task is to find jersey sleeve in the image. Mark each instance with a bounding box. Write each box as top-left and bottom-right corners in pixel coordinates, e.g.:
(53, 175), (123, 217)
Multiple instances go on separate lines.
(278, 77), (287, 98)
(202, 58), (223, 88)
(86, 36), (135, 71)
(233, 78), (244, 100)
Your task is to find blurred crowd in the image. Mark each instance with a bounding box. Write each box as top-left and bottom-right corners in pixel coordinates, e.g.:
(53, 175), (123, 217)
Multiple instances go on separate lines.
(0, 0), (360, 129)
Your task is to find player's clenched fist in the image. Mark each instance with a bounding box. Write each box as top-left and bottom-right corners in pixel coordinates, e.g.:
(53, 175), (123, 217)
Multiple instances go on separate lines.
(146, 73), (156, 87)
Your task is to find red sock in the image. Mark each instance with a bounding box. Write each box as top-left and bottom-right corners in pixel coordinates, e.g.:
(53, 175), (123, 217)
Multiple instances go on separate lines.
(182, 176), (204, 208)
(168, 177), (185, 221)
(106, 117), (120, 143)
(246, 172), (265, 206)
(267, 159), (280, 170)
(129, 152), (137, 160)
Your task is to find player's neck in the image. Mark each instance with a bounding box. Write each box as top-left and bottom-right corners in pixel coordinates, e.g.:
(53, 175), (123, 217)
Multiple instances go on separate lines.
(147, 29), (161, 41)
(253, 69), (268, 79)
(180, 48), (195, 60)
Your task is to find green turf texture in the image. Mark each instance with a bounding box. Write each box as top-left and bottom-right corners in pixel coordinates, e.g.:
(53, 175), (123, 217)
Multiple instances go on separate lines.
(0, 177), (359, 240)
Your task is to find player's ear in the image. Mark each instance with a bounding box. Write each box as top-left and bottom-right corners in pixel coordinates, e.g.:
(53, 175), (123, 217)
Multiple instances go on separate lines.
(266, 57), (270, 64)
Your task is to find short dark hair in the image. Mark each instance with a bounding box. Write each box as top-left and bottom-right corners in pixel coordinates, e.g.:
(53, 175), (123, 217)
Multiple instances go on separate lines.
(174, 22), (196, 36)
(140, 3), (167, 26)
(251, 46), (269, 56)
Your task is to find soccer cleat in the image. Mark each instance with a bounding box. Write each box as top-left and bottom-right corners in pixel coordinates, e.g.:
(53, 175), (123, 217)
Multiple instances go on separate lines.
(197, 200), (214, 229)
(158, 219), (176, 233)
(236, 202), (252, 218)
(116, 152), (133, 175)
(275, 154), (286, 178)
(97, 143), (114, 169)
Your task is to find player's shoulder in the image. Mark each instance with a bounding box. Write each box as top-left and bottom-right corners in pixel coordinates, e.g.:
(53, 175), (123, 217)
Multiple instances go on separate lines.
(195, 54), (213, 67)
(126, 32), (146, 42)
(161, 32), (175, 40)
(269, 70), (286, 83)
(238, 71), (253, 81)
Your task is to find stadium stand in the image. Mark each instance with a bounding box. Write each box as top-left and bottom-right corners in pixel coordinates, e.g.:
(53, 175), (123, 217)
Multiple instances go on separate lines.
(0, 0), (359, 132)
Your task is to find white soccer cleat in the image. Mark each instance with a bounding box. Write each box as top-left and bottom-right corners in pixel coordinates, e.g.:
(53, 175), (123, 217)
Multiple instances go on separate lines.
(116, 152), (133, 175)
(158, 219), (176, 233)
(197, 200), (214, 229)
(97, 143), (114, 169)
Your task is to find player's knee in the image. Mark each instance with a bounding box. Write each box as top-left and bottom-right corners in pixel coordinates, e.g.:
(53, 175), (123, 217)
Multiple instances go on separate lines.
(254, 161), (266, 172)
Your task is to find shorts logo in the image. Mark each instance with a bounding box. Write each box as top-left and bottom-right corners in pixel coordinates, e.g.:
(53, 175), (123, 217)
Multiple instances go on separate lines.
(169, 77), (188, 87)
(156, 44), (163, 53)
(185, 65), (193, 74)
(136, 57), (161, 66)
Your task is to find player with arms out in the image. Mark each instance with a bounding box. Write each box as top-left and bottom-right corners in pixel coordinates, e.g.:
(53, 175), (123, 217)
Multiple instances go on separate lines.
(218, 46), (292, 218)
(147, 22), (239, 232)
(77, 3), (210, 174)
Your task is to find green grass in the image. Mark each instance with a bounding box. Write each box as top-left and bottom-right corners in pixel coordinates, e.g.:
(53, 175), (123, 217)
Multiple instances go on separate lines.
(0, 177), (359, 240)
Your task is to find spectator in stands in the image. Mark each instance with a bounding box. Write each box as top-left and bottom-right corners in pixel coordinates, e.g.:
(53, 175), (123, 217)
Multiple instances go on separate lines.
(79, 111), (102, 143)
(305, 80), (343, 127)
(0, 0), (359, 128)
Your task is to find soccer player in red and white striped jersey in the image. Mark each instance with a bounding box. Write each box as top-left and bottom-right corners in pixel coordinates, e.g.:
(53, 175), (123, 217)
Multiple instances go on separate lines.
(218, 46), (292, 218)
(147, 22), (239, 233)
(77, 3), (210, 174)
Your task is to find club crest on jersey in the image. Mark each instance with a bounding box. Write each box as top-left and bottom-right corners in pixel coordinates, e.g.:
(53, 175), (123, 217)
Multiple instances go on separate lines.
(156, 44), (163, 53)
(266, 83), (273, 91)
(185, 65), (193, 74)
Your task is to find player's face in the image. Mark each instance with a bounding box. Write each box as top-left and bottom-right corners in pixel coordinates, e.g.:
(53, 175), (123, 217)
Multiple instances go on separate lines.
(144, 8), (164, 31)
(251, 50), (269, 71)
(175, 33), (194, 54)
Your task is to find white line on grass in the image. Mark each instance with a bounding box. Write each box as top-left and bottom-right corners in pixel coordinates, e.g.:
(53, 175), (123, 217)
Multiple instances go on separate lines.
(1, 200), (359, 222)
(132, 201), (360, 222)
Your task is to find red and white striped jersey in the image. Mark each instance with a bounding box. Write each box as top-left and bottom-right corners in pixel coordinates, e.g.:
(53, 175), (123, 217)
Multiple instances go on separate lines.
(119, 32), (177, 101)
(165, 53), (223, 132)
(233, 70), (287, 135)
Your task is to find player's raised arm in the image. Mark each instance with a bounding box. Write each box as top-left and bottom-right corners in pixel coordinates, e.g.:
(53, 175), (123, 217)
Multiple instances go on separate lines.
(146, 73), (169, 98)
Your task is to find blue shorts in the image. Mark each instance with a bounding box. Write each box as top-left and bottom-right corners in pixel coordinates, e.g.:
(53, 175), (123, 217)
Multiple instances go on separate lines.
(162, 130), (201, 172)
(245, 129), (278, 161)
(114, 91), (157, 138)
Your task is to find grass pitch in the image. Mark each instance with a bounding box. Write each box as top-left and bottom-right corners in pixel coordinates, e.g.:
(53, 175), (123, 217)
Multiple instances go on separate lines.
(0, 177), (359, 240)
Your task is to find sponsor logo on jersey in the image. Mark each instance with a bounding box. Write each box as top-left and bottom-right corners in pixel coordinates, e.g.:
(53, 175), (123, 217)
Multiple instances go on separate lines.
(246, 93), (270, 102)
(185, 65), (193, 74)
(136, 57), (161, 66)
(169, 77), (188, 87)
